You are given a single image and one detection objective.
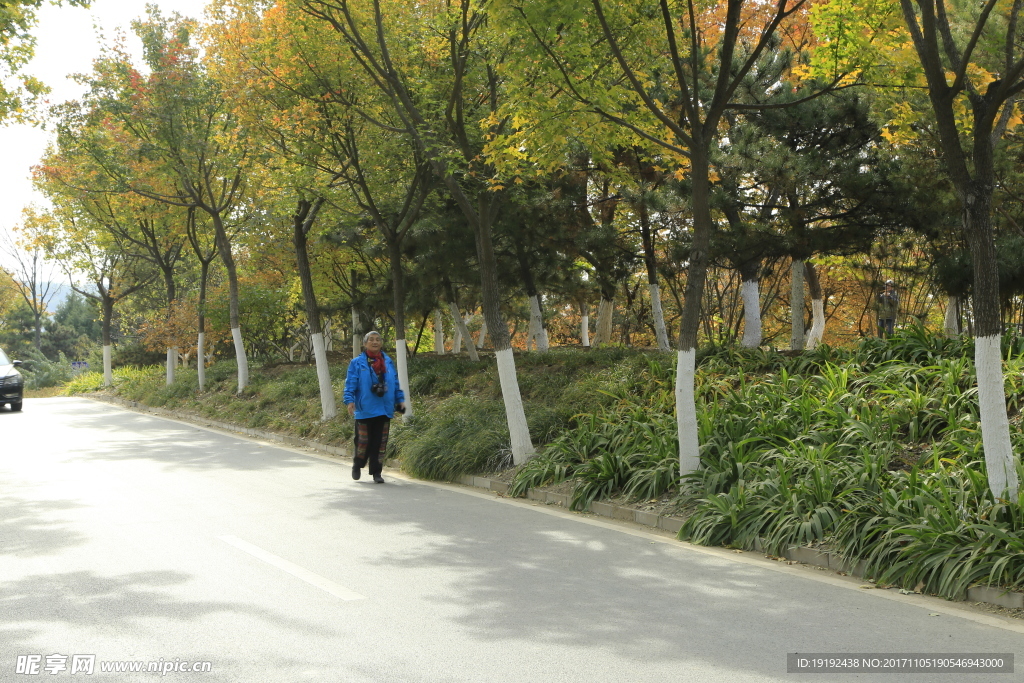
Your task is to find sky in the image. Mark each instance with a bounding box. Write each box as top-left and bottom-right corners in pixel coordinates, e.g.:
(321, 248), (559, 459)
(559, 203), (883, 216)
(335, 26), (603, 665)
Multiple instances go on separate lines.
(0, 0), (210, 266)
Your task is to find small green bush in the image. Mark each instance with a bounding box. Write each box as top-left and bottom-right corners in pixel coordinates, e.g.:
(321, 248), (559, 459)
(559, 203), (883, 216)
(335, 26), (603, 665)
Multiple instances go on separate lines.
(20, 351), (76, 389)
(390, 395), (511, 480)
(64, 371), (106, 394)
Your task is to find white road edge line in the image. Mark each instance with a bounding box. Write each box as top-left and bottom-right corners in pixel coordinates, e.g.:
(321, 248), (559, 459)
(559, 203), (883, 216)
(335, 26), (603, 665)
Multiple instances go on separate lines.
(219, 535), (366, 601)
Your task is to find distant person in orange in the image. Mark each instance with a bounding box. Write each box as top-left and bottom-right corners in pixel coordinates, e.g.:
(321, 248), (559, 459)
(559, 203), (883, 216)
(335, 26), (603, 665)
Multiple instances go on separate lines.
(343, 331), (406, 483)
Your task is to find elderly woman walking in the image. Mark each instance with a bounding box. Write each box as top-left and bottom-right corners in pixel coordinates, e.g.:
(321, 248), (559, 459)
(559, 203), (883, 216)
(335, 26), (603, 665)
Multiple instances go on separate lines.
(344, 330), (406, 483)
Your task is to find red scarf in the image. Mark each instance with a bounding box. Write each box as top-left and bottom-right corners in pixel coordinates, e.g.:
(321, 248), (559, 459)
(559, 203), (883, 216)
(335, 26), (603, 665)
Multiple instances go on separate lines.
(365, 350), (386, 376)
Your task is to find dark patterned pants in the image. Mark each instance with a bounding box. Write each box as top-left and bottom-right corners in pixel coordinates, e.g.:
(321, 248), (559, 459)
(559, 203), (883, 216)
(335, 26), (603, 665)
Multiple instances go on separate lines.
(354, 415), (391, 476)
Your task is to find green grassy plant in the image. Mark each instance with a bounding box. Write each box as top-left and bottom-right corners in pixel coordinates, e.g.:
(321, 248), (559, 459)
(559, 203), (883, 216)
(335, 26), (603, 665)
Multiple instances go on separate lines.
(389, 395), (511, 480)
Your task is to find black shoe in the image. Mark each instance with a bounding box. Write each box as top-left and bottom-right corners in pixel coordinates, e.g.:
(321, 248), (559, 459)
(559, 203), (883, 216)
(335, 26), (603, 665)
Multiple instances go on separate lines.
(373, 475), (385, 484)
(352, 463), (361, 480)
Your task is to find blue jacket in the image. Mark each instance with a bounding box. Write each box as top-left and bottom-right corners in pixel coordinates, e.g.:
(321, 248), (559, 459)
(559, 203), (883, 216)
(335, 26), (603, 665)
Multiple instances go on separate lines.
(344, 351), (406, 420)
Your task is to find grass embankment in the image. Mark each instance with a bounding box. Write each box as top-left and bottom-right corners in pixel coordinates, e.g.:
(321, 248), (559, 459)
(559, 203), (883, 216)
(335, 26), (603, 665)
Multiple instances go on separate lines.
(66, 329), (1024, 600)
(62, 347), (654, 473)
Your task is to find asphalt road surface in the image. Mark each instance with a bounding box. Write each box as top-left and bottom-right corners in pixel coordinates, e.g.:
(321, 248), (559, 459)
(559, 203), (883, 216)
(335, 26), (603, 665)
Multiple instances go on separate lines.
(2, 397), (1021, 682)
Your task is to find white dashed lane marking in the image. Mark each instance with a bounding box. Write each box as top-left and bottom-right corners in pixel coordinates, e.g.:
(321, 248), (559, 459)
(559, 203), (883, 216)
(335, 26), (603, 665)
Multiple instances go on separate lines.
(219, 535), (366, 601)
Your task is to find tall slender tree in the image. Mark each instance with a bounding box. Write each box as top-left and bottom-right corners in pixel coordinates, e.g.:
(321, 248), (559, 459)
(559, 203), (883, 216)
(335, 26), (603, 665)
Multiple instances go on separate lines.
(297, 0), (536, 461)
(893, 0), (1024, 497)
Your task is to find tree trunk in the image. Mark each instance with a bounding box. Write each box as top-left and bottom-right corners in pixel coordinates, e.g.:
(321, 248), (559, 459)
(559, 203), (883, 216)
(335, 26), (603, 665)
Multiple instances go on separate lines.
(581, 303), (590, 347)
(740, 260), (762, 349)
(804, 261), (825, 350)
(166, 348), (176, 385)
(394, 338), (412, 416)
(213, 213), (247, 392)
(387, 238), (412, 416)
(350, 307), (361, 359)
(649, 283), (670, 351)
(197, 332), (205, 390)
(944, 295), (961, 337)
(449, 301), (480, 361)
(527, 295), (549, 353)
(965, 189), (1018, 498)
(433, 309), (445, 355)
(293, 199), (337, 420)
(101, 297), (114, 387)
(674, 149), (713, 476)
(475, 197), (533, 463)
(162, 266), (177, 386)
(790, 260), (806, 351)
(639, 204), (670, 351)
(196, 259), (209, 391)
(453, 312), (474, 352)
(33, 309), (42, 352)
(594, 297), (614, 346)
(476, 316), (487, 349)
(740, 280), (761, 348)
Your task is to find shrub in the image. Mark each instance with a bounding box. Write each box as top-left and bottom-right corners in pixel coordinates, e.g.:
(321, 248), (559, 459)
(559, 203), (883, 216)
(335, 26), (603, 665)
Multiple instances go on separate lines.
(20, 351), (76, 390)
(390, 394), (511, 480)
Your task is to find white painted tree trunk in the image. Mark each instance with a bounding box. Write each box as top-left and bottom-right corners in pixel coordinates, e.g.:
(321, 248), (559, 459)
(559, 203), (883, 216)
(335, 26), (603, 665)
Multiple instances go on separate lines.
(395, 338), (413, 418)
(806, 299), (826, 350)
(790, 260), (805, 351)
(944, 296), (961, 337)
(976, 335), (1019, 498)
(495, 347), (534, 463)
(675, 349), (700, 475)
(581, 312), (590, 347)
(197, 332), (205, 391)
(528, 295), (549, 353)
(594, 297), (614, 346)
(166, 348), (176, 386)
(449, 302), (480, 361)
(351, 307), (360, 359)
(649, 283), (671, 351)
(103, 345), (112, 387)
(310, 332), (337, 420)
(434, 309), (445, 355)
(740, 279), (762, 348)
(231, 327), (249, 392)
(464, 313), (475, 348)
(477, 317), (487, 350)
(453, 316), (463, 353)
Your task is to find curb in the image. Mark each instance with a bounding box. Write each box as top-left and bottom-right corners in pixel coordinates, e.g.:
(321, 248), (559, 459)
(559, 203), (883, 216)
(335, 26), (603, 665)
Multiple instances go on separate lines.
(83, 394), (1024, 614)
(453, 474), (689, 533)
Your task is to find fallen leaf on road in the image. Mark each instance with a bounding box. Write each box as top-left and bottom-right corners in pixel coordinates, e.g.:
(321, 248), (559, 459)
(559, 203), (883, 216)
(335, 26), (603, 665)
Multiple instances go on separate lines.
(928, 613), (940, 617)
(860, 585), (874, 589)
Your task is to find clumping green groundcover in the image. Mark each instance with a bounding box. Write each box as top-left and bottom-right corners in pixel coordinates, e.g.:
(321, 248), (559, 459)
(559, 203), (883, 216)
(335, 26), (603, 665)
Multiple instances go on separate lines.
(67, 328), (1024, 599)
(511, 327), (1024, 600)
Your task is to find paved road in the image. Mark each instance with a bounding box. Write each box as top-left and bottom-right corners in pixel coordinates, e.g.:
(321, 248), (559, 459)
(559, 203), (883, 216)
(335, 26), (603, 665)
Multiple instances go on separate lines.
(1, 398), (1021, 682)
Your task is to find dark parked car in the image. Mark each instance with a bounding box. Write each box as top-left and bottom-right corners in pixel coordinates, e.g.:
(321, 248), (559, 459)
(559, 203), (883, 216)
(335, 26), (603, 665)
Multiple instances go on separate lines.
(0, 348), (23, 411)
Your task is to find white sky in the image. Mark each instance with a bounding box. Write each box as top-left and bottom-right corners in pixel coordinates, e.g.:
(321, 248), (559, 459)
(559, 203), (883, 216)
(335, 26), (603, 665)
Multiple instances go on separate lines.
(0, 0), (209, 264)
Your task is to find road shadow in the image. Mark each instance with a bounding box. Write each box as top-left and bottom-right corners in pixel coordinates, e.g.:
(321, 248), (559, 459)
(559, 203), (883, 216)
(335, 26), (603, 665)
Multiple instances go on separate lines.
(0, 495), (88, 557)
(51, 399), (319, 473)
(307, 482), (1023, 679)
(0, 568), (333, 674)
